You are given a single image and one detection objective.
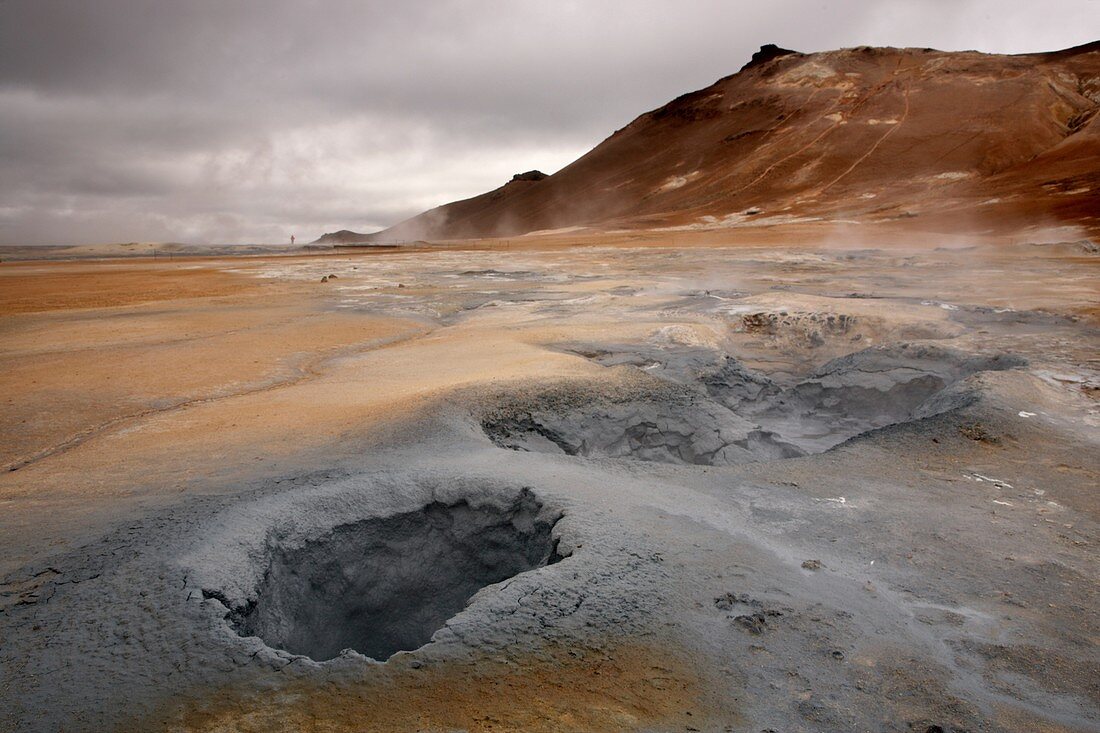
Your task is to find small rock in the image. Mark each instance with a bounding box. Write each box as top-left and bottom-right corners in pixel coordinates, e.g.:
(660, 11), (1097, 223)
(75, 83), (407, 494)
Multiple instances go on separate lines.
(734, 612), (768, 634)
(959, 421), (999, 443)
(801, 559), (823, 571)
(715, 592), (759, 611)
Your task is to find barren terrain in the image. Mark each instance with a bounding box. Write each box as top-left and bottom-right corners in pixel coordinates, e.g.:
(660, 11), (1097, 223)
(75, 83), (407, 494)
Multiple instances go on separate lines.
(333, 43), (1100, 244)
(1, 220), (1097, 732)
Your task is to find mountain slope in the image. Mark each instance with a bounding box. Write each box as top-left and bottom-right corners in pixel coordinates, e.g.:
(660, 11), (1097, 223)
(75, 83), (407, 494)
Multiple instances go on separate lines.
(328, 42), (1100, 242)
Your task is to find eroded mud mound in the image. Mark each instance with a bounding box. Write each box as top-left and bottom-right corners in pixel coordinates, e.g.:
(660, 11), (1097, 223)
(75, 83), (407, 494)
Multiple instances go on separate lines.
(483, 344), (1025, 465)
(483, 393), (787, 465)
(214, 490), (565, 661)
(481, 372), (801, 466)
(746, 344), (1026, 453)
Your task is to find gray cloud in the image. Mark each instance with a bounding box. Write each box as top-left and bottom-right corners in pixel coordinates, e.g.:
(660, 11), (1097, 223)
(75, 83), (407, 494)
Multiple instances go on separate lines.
(1, 0), (1096, 244)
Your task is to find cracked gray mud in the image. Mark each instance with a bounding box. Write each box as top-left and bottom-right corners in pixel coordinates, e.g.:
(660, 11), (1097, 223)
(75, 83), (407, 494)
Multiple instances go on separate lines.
(483, 344), (1025, 465)
(213, 490), (566, 662)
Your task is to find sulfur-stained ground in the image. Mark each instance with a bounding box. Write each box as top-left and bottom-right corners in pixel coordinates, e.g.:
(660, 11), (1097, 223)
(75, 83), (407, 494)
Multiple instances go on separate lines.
(1, 222), (1097, 732)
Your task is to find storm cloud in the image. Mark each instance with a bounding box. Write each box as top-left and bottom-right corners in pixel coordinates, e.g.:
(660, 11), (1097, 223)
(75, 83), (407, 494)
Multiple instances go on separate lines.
(1, 0), (1096, 244)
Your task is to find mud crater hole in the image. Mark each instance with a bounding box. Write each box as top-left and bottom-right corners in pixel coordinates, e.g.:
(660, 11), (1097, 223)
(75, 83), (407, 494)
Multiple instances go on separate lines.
(215, 490), (565, 662)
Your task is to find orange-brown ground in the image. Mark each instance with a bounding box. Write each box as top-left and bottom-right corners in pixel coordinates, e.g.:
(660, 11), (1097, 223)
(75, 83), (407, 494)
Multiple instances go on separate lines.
(2, 221), (1096, 575)
(1, 222), (1097, 732)
(164, 641), (715, 733)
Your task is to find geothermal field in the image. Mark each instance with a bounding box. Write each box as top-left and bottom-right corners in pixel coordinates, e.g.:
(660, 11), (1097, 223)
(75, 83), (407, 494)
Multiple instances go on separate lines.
(2, 36), (1099, 733)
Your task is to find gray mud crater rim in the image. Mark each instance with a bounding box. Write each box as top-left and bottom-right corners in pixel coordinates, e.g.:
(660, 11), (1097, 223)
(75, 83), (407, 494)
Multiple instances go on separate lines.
(206, 489), (566, 662)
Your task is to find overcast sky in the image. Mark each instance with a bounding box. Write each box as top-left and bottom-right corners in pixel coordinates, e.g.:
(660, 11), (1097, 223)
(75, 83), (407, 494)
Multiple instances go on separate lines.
(1, 0), (1097, 245)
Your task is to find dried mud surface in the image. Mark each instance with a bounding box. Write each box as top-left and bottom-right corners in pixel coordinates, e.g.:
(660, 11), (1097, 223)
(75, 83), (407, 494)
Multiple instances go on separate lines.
(1, 223), (1098, 732)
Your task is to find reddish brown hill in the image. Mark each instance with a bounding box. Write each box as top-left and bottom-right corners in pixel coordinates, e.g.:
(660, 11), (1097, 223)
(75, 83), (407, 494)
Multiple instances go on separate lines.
(326, 42), (1100, 242)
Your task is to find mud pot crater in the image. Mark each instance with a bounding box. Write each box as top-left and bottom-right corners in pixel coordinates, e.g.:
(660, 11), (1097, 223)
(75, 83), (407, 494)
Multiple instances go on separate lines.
(206, 489), (566, 662)
(482, 344), (1025, 465)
